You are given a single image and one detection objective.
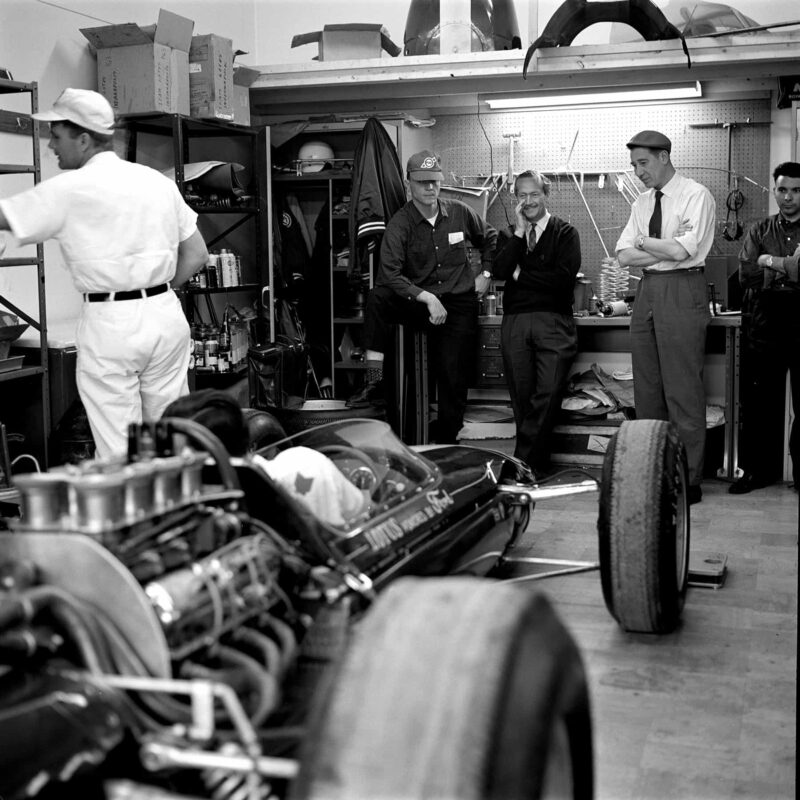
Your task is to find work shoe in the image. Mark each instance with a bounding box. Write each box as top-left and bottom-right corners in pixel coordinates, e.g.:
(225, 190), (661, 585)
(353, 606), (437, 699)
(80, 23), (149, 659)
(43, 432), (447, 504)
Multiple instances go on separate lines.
(728, 473), (771, 495)
(345, 379), (385, 409)
(688, 484), (703, 505)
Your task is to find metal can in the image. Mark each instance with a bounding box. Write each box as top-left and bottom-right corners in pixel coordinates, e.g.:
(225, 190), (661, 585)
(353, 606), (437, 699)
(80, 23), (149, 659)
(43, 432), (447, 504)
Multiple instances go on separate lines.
(484, 292), (497, 316)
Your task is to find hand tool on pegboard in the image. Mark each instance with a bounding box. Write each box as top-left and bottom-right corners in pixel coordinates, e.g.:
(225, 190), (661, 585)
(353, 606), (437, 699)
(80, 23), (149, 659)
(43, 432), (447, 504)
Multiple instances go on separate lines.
(501, 130), (521, 192)
(688, 118), (772, 240)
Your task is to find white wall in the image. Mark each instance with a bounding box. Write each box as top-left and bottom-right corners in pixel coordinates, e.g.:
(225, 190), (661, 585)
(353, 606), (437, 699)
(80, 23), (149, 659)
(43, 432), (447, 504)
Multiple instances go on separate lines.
(0, 0), (260, 326)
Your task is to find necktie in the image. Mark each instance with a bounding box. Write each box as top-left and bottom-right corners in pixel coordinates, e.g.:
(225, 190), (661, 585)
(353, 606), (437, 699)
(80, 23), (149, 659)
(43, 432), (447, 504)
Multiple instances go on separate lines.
(528, 226), (537, 251)
(648, 190), (663, 239)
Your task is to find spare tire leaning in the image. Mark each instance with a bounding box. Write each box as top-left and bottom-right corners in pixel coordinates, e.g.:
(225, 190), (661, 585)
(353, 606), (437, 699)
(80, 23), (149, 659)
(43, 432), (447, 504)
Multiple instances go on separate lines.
(291, 576), (593, 800)
(598, 419), (690, 633)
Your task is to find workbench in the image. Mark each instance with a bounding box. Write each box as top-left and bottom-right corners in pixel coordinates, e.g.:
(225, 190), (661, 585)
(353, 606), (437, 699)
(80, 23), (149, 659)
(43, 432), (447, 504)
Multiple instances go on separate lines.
(473, 313), (742, 480)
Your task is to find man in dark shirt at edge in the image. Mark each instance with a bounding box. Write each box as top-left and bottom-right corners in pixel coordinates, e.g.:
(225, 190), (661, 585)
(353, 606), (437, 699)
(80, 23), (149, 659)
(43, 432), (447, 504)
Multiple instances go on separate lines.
(729, 160), (800, 494)
(346, 150), (497, 444)
(493, 170), (581, 477)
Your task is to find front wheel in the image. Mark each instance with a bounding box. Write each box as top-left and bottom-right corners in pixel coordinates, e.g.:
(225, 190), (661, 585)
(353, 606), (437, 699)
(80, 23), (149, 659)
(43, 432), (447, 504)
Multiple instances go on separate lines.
(291, 577), (593, 800)
(598, 419), (690, 633)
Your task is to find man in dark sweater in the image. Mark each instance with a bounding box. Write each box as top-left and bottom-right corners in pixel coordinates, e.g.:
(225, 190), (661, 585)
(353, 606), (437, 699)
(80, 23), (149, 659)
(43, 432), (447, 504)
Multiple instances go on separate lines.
(493, 170), (581, 476)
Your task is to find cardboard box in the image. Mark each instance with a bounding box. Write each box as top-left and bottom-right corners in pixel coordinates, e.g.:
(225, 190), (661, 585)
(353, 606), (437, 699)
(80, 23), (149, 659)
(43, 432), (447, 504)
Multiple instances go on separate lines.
(232, 64), (259, 127)
(81, 9), (193, 115)
(189, 34), (234, 121)
(291, 23), (401, 62)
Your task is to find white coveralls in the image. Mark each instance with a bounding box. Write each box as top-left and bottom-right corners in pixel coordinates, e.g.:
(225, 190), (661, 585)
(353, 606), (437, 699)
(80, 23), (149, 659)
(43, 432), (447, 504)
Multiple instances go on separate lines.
(0, 151), (198, 459)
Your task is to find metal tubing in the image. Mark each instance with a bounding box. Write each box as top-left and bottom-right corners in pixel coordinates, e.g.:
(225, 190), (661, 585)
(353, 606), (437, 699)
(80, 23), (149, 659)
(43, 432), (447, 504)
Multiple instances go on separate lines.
(502, 563), (601, 582)
(569, 171), (610, 258)
(497, 479), (598, 502)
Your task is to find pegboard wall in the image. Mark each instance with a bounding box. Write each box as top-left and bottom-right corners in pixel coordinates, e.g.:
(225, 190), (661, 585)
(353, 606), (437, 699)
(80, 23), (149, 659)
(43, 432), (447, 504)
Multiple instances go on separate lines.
(432, 99), (772, 287)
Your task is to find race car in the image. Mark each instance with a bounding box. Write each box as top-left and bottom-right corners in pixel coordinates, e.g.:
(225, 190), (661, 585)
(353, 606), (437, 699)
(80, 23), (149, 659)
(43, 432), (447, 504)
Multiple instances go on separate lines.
(0, 413), (689, 800)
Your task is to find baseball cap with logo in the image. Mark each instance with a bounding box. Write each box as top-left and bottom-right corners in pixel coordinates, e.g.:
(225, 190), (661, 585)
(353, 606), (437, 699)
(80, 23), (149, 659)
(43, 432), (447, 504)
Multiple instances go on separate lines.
(626, 130), (672, 153)
(32, 88), (116, 136)
(407, 150), (444, 181)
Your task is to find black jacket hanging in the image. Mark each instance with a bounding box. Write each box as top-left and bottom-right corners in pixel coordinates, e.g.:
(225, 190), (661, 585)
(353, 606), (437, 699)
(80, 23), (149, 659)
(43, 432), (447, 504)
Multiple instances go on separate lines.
(348, 117), (407, 280)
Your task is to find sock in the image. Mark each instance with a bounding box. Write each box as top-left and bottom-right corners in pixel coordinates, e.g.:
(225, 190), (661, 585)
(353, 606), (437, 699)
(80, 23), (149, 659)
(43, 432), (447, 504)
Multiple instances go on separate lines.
(366, 365), (383, 384)
(365, 351), (383, 384)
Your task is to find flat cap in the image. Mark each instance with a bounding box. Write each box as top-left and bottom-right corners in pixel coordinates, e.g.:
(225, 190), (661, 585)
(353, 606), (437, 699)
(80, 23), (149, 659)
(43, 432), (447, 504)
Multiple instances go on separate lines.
(626, 130), (671, 153)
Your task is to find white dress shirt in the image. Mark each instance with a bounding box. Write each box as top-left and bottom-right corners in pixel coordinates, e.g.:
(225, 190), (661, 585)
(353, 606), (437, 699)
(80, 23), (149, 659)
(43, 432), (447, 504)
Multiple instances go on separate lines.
(615, 173), (716, 271)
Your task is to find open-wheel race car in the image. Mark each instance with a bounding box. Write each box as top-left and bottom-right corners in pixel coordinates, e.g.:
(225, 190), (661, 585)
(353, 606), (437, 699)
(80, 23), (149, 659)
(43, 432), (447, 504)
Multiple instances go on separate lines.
(0, 412), (690, 800)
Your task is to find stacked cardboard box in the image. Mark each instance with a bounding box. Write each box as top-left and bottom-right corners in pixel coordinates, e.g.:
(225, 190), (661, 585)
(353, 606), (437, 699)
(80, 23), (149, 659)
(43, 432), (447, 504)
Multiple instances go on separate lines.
(291, 23), (401, 62)
(232, 63), (259, 126)
(189, 34), (234, 121)
(81, 9), (193, 115)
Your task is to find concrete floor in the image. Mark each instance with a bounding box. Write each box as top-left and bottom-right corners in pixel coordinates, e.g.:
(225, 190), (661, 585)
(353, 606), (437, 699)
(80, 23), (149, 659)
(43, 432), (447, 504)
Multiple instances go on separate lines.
(503, 471), (797, 800)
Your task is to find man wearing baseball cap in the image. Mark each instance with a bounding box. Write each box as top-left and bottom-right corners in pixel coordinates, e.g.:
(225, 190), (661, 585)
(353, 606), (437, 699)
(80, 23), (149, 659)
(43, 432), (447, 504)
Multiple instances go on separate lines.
(347, 149), (497, 444)
(615, 130), (716, 504)
(0, 88), (209, 460)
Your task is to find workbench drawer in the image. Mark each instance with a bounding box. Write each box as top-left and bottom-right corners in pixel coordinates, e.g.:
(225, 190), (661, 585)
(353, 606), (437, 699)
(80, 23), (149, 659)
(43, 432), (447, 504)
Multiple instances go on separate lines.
(478, 325), (501, 352)
(476, 355), (506, 387)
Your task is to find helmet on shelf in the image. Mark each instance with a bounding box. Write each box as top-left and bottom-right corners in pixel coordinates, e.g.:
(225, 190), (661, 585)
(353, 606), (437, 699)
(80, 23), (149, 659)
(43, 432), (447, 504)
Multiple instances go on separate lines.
(298, 140), (335, 173)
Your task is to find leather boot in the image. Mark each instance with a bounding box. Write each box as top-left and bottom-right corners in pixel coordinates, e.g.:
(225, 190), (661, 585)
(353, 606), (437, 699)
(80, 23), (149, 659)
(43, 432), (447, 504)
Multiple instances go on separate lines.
(345, 378), (385, 409)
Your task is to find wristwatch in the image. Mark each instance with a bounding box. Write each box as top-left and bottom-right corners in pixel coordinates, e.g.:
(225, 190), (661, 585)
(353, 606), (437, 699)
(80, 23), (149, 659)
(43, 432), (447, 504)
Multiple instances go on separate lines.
(635, 234), (646, 250)
(481, 269), (493, 280)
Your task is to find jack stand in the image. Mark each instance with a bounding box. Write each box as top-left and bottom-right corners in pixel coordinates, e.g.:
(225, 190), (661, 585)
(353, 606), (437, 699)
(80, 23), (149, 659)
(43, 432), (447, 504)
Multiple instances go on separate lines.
(688, 551), (728, 589)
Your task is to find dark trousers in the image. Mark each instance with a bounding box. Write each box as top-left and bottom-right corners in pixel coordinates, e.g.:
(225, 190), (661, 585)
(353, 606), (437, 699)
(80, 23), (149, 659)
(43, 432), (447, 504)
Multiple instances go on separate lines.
(630, 271), (710, 486)
(501, 311), (577, 472)
(362, 286), (478, 443)
(739, 290), (800, 486)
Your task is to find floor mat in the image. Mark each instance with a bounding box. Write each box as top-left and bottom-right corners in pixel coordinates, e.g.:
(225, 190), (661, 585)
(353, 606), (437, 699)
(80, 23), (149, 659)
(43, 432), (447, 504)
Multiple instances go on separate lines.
(463, 405), (514, 424)
(458, 422), (516, 440)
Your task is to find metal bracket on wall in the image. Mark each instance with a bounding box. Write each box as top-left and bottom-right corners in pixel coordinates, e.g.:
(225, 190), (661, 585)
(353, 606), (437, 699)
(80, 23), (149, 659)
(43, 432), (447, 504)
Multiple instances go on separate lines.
(0, 109), (36, 136)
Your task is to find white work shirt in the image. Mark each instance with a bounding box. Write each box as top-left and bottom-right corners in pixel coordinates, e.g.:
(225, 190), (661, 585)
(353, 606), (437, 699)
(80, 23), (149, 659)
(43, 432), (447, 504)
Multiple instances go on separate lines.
(0, 151), (198, 292)
(615, 173), (716, 272)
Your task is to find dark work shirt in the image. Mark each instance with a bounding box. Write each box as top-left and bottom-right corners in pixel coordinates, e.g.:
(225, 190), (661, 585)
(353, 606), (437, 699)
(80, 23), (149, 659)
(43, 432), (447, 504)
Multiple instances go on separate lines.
(493, 215), (581, 315)
(377, 198), (497, 300)
(739, 214), (800, 291)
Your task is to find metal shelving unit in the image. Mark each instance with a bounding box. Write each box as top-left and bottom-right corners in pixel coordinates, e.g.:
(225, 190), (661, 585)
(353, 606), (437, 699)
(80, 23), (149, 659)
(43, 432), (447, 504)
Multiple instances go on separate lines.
(0, 78), (50, 473)
(122, 112), (273, 339)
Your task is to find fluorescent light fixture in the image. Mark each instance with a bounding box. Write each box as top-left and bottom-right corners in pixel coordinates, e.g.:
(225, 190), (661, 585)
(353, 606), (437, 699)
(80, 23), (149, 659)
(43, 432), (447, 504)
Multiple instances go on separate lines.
(484, 82), (702, 109)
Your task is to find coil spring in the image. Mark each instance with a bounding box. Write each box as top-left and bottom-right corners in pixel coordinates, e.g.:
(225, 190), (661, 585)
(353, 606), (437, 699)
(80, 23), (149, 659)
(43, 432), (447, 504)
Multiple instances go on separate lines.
(202, 742), (274, 800)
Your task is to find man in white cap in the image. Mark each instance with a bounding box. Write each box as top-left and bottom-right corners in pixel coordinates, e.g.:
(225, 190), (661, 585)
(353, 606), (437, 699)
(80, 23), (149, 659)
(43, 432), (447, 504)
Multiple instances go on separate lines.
(615, 130), (716, 505)
(346, 149), (497, 444)
(0, 88), (208, 460)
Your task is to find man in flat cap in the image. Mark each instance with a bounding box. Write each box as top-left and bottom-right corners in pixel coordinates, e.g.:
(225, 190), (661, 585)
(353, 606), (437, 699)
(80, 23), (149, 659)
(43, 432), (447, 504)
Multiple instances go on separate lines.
(0, 88), (208, 460)
(347, 150), (497, 444)
(615, 130), (716, 504)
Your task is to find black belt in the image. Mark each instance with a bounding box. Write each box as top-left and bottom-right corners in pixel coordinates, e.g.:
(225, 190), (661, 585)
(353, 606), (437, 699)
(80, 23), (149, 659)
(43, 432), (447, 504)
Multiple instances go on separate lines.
(642, 267), (704, 276)
(84, 283), (170, 302)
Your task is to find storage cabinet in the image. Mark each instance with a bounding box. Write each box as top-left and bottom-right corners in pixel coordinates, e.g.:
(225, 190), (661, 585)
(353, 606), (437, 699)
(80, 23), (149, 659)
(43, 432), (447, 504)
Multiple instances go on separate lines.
(271, 123), (377, 399)
(122, 113), (273, 385)
(476, 319), (505, 387)
(268, 119), (430, 400)
(0, 78), (50, 478)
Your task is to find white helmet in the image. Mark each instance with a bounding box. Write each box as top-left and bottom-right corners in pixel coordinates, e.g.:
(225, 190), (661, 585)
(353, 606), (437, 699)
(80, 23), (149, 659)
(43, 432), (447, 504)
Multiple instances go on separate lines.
(298, 140), (335, 173)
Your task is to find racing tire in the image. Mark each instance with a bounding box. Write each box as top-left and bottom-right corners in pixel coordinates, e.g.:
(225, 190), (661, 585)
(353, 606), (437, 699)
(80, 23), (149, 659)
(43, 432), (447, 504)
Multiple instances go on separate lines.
(598, 419), (690, 633)
(290, 576), (593, 800)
